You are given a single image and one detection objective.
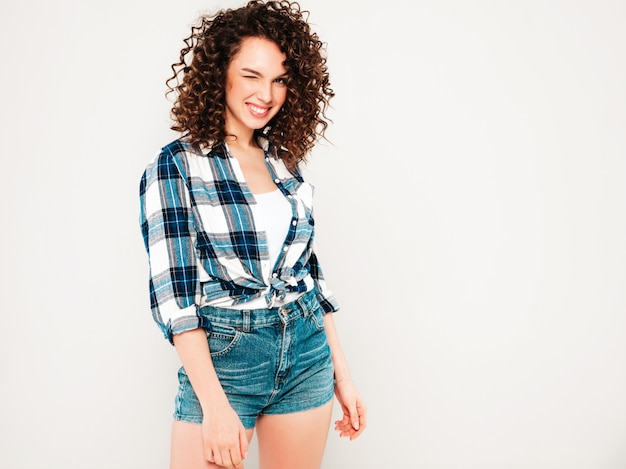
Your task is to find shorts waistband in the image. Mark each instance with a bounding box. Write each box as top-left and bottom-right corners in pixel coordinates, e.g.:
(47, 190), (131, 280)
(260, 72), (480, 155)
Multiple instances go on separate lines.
(199, 290), (318, 329)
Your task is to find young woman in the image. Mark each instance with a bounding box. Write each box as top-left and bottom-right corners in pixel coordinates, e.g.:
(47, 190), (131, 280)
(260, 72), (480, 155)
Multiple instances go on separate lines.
(139, 2), (366, 467)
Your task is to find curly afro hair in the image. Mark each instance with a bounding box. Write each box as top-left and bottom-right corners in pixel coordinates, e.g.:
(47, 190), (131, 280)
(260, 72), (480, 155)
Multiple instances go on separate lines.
(166, 0), (334, 170)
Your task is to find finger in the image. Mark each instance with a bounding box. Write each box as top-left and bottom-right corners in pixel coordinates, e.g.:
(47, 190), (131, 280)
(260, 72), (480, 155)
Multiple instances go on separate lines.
(211, 450), (223, 467)
(335, 420), (355, 437)
(229, 448), (242, 468)
(335, 421), (351, 434)
(218, 449), (233, 468)
(348, 421), (366, 439)
(357, 401), (367, 428)
(347, 404), (360, 431)
(350, 418), (366, 439)
(351, 428), (364, 439)
(335, 416), (352, 432)
(334, 414), (350, 426)
(239, 428), (249, 460)
(335, 418), (352, 429)
(205, 448), (217, 465)
(350, 403), (367, 439)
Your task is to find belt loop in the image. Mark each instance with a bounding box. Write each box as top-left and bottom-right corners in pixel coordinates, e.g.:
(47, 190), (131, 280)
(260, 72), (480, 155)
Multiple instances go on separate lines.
(298, 294), (308, 316)
(242, 310), (251, 333)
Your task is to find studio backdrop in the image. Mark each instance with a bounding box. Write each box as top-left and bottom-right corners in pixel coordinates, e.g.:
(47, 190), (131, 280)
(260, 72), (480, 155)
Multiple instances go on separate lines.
(1, 0), (625, 468)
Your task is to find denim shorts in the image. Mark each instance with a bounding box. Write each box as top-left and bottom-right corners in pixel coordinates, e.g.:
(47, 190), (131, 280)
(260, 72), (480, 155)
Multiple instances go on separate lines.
(173, 290), (335, 429)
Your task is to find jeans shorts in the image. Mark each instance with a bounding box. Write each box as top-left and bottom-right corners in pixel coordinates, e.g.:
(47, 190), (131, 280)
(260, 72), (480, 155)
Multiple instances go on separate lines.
(173, 290), (335, 429)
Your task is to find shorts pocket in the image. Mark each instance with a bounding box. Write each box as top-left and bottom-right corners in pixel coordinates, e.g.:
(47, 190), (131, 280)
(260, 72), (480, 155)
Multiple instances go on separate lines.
(308, 304), (326, 331)
(207, 323), (242, 357)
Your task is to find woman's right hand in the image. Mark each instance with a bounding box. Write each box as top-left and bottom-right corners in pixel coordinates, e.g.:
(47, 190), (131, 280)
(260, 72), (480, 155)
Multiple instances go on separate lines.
(173, 329), (249, 468)
(201, 399), (249, 468)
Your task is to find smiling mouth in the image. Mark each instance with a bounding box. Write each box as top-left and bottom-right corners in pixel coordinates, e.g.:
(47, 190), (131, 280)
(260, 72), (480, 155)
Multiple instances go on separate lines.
(247, 103), (270, 118)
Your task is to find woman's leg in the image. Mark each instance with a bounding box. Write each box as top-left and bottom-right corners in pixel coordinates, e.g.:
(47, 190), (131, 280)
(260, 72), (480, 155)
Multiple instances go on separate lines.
(255, 400), (334, 469)
(170, 420), (255, 469)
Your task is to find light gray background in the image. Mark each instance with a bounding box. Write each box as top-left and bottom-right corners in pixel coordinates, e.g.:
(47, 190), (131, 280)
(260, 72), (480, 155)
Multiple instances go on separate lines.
(1, 1), (625, 468)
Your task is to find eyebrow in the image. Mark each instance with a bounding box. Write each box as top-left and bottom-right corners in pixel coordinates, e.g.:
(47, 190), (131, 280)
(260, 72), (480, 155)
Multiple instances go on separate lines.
(240, 67), (288, 80)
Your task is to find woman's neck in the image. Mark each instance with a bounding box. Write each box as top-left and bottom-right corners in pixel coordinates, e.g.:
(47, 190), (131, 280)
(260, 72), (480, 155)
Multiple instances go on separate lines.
(225, 130), (259, 151)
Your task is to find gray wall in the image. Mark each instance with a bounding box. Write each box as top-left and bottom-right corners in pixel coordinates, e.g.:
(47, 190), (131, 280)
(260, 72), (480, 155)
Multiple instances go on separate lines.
(1, 0), (625, 467)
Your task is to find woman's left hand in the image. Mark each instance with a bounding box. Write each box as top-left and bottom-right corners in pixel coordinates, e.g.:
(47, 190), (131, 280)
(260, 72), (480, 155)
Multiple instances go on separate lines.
(333, 379), (367, 440)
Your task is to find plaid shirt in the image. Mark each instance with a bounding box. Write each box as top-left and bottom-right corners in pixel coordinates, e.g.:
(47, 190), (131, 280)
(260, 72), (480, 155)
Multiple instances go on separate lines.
(139, 138), (339, 342)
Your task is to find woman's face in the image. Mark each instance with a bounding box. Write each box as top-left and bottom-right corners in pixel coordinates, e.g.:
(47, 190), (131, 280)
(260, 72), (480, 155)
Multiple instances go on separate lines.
(224, 36), (288, 138)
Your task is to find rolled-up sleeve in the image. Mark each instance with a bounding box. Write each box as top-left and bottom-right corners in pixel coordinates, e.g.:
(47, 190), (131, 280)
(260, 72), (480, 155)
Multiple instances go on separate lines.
(307, 248), (340, 314)
(139, 148), (208, 343)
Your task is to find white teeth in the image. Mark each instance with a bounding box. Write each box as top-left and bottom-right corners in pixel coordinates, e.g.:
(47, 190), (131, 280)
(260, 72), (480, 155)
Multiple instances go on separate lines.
(249, 104), (268, 115)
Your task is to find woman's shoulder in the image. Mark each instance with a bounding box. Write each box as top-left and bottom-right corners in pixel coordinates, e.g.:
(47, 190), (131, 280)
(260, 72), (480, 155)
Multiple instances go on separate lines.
(151, 137), (228, 168)
(159, 137), (207, 160)
(142, 138), (193, 182)
(160, 138), (192, 156)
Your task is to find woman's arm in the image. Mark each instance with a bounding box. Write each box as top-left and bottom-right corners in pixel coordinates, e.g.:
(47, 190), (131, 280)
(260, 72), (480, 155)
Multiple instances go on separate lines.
(323, 313), (367, 440)
(140, 148), (206, 342)
(173, 329), (249, 466)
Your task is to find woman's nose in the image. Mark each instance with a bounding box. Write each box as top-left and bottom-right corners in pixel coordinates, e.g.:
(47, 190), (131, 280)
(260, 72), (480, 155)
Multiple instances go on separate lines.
(256, 80), (273, 103)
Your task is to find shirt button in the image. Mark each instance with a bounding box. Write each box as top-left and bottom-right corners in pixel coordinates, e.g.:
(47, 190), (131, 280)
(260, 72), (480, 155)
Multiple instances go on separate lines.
(274, 178), (280, 184)
(291, 220), (297, 226)
(283, 246), (288, 252)
(272, 272), (278, 278)
(287, 195), (293, 199)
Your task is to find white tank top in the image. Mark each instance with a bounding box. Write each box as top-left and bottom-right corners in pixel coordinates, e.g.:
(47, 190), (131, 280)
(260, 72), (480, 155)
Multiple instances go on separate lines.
(228, 189), (301, 309)
(255, 189), (291, 269)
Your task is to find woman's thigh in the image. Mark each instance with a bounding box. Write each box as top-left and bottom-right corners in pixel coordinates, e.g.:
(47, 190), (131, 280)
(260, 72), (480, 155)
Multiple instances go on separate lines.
(255, 400), (334, 469)
(170, 420), (255, 469)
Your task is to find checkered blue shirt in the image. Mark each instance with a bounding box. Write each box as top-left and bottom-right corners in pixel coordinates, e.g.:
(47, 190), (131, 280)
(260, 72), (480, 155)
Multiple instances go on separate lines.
(139, 138), (339, 342)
